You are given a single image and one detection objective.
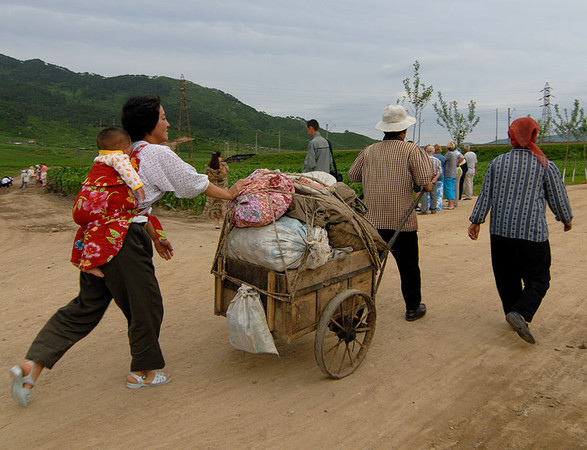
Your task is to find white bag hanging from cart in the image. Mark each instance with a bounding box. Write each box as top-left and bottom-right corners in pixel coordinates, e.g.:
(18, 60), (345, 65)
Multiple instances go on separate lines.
(226, 284), (279, 355)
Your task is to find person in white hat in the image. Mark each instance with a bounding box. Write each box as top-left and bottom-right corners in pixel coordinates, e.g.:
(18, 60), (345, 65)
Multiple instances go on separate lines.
(349, 105), (434, 321)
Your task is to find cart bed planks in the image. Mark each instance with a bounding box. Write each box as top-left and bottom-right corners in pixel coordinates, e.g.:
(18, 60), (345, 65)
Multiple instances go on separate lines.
(214, 249), (375, 343)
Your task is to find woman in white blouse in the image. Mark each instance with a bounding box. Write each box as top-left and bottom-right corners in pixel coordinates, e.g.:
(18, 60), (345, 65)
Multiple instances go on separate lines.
(9, 95), (248, 407)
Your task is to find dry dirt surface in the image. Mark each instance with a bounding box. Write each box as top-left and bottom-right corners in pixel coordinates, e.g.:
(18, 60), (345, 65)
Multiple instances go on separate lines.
(1, 184), (585, 450)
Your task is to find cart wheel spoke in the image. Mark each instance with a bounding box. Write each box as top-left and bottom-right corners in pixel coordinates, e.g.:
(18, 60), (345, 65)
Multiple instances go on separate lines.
(345, 344), (356, 367)
(314, 290), (376, 379)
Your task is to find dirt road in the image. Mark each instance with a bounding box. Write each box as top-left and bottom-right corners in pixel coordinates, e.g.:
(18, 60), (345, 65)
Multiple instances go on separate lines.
(1, 184), (585, 449)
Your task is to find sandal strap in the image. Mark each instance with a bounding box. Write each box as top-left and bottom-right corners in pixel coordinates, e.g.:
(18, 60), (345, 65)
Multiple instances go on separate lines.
(151, 370), (168, 385)
(22, 360), (36, 387)
(127, 372), (145, 385)
(127, 370), (169, 386)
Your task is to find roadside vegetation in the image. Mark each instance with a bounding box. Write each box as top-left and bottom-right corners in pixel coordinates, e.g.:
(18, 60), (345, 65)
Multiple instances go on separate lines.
(4, 141), (584, 215)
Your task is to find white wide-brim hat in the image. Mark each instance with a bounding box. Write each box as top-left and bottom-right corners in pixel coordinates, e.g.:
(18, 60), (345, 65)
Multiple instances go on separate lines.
(375, 105), (416, 132)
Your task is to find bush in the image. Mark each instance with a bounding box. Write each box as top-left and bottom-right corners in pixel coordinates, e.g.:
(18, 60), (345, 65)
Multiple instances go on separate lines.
(47, 142), (586, 214)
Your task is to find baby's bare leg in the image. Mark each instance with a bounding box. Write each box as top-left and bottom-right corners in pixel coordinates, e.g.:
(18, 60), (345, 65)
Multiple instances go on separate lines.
(85, 267), (105, 278)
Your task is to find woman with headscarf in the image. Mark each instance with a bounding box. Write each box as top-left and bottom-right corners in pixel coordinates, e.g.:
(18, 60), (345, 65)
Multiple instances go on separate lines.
(468, 117), (573, 344)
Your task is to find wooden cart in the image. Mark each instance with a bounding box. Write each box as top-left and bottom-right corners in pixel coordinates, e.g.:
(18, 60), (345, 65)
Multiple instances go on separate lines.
(212, 172), (423, 379)
(213, 248), (378, 379)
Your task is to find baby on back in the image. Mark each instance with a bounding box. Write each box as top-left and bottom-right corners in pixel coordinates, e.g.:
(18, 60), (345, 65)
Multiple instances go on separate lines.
(71, 127), (145, 278)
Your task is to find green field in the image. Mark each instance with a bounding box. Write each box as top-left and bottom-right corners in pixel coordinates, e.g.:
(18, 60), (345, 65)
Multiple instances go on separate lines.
(3, 142), (585, 214)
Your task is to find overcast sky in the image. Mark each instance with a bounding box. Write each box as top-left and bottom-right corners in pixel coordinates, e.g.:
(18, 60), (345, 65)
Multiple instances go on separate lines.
(2, 0), (586, 145)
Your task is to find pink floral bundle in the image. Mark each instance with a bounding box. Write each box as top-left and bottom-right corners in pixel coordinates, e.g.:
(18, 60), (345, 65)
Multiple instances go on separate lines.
(231, 169), (294, 227)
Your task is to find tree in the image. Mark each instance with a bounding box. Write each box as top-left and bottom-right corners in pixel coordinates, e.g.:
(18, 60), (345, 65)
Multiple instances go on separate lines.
(552, 99), (585, 142)
(398, 60), (433, 144)
(433, 92), (480, 147)
(537, 117), (552, 143)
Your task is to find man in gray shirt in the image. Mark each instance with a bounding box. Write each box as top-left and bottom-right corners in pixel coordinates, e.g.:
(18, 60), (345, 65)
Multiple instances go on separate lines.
(302, 119), (332, 173)
(468, 117), (572, 344)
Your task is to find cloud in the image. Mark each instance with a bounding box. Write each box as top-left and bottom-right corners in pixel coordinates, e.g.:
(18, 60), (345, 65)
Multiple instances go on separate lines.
(1, 0), (586, 143)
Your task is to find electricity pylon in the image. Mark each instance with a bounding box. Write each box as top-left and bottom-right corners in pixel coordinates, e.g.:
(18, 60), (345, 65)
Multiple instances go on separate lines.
(539, 82), (554, 142)
(177, 73), (193, 157)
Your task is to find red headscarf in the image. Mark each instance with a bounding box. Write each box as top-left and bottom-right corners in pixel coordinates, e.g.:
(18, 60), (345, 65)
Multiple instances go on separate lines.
(508, 117), (548, 168)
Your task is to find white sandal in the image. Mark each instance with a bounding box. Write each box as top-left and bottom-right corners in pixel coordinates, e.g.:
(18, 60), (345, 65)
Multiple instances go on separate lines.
(126, 370), (171, 389)
(10, 360), (36, 407)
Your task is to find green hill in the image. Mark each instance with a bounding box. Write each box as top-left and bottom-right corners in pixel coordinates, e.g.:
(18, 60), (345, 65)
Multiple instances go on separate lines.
(0, 54), (375, 154)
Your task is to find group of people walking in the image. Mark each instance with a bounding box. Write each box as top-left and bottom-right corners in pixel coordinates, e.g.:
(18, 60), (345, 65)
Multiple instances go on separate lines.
(19, 164), (47, 189)
(418, 142), (478, 214)
(9, 99), (573, 409)
(306, 105), (573, 344)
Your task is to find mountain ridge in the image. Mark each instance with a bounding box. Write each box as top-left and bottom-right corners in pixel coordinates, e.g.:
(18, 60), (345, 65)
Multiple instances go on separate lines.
(0, 54), (376, 152)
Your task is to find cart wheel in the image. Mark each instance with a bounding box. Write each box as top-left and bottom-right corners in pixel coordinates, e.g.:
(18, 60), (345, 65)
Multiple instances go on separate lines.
(314, 289), (376, 379)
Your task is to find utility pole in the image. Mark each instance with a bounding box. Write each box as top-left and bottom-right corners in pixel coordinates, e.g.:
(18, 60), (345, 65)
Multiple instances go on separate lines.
(508, 108), (513, 144)
(325, 123), (335, 140)
(278, 131), (281, 153)
(495, 108), (498, 144)
(177, 74), (193, 157)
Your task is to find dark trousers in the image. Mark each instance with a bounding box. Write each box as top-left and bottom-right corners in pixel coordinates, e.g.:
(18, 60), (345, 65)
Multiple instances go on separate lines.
(26, 224), (165, 372)
(490, 234), (551, 322)
(377, 229), (422, 311)
(458, 162), (468, 200)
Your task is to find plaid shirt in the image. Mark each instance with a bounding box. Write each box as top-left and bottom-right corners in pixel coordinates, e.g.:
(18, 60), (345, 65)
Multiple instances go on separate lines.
(469, 148), (573, 242)
(349, 139), (434, 231)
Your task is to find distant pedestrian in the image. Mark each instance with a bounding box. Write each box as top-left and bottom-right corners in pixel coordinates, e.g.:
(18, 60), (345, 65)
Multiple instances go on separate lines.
(443, 142), (463, 209)
(302, 119), (332, 174)
(20, 170), (28, 189)
(463, 145), (477, 200)
(203, 151), (229, 229)
(433, 144), (445, 211)
(27, 166), (35, 187)
(35, 165), (41, 185)
(41, 163), (48, 187)
(468, 117), (573, 344)
(455, 146), (467, 204)
(419, 145), (442, 215)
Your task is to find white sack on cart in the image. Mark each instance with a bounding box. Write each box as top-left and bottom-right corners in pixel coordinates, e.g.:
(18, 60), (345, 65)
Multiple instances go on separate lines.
(226, 284), (278, 355)
(226, 215), (331, 272)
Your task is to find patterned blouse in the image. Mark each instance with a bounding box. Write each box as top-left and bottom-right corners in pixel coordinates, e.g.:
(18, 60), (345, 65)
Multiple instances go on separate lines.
(469, 148), (573, 242)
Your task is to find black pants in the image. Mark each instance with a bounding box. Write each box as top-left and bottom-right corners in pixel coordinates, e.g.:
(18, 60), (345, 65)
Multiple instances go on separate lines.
(377, 229), (422, 311)
(26, 224), (165, 371)
(490, 234), (551, 322)
(458, 162), (468, 200)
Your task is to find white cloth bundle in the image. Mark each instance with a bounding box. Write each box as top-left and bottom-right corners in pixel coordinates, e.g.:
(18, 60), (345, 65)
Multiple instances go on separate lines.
(226, 215), (331, 272)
